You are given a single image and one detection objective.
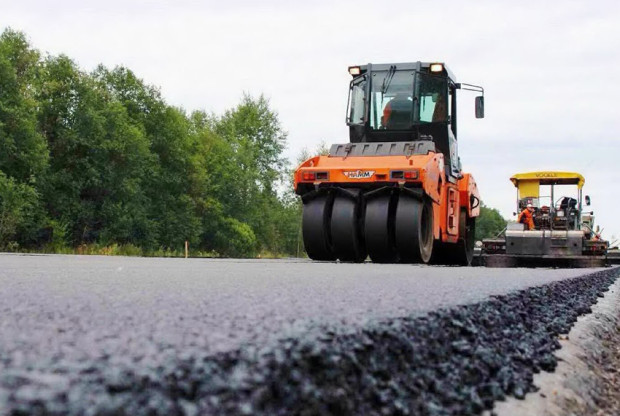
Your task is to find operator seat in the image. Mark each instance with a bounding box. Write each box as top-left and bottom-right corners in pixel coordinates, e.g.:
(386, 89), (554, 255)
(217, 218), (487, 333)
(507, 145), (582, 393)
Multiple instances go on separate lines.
(386, 98), (412, 129)
(559, 197), (578, 229)
(559, 197), (577, 210)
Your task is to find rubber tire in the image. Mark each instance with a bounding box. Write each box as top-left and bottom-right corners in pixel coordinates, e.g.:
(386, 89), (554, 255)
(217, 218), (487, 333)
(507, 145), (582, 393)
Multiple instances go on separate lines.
(395, 196), (434, 263)
(302, 194), (336, 261)
(433, 209), (475, 266)
(453, 209), (475, 266)
(331, 194), (367, 262)
(364, 193), (399, 263)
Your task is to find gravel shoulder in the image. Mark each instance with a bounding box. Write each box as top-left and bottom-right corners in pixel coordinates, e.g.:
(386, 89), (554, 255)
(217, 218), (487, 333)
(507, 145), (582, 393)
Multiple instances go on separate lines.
(491, 275), (620, 416)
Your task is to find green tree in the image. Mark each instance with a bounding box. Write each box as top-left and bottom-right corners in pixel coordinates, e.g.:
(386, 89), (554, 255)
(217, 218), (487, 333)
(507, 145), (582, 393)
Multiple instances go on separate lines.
(215, 94), (286, 191)
(0, 172), (38, 248)
(190, 111), (254, 255)
(0, 29), (48, 183)
(212, 94), (289, 255)
(0, 29), (48, 246)
(36, 56), (156, 247)
(475, 202), (507, 240)
(96, 66), (207, 250)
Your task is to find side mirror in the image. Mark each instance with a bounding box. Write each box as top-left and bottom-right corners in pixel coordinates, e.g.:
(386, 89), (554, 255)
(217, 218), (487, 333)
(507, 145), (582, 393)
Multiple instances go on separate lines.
(475, 96), (485, 119)
(469, 194), (480, 209)
(585, 195), (591, 206)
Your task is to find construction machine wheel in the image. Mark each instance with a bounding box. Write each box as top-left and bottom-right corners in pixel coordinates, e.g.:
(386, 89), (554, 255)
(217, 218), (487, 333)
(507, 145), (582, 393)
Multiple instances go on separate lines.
(395, 195), (433, 263)
(302, 193), (336, 261)
(331, 193), (367, 262)
(431, 209), (475, 266)
(453, 209), (476, 266)
(364, 193), (399, 263)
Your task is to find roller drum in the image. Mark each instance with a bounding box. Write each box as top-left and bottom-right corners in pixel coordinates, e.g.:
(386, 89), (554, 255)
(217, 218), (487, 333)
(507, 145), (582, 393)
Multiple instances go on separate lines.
(302, 194), (336, 261)
(331, 194), (367, 262)
(364, 194), (399, 263)
(395, 196), (433, 263)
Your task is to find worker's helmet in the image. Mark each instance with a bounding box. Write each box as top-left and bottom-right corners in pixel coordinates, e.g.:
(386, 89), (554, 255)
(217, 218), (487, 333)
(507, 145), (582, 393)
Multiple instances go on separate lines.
(526, 203), (533, 209)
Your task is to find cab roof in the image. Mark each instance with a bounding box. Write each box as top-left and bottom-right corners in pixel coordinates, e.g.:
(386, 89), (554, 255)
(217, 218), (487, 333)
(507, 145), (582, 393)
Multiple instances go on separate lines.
(350, 62), (456, 82)
(510, 171), (585, 189)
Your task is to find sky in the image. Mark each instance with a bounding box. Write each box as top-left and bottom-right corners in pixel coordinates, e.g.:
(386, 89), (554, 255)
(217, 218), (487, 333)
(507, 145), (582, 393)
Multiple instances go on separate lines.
(2, 0), (620, 243)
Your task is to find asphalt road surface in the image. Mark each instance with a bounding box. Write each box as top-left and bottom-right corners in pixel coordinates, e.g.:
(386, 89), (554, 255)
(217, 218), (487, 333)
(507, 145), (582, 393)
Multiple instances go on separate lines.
(0, 254), (617, 415)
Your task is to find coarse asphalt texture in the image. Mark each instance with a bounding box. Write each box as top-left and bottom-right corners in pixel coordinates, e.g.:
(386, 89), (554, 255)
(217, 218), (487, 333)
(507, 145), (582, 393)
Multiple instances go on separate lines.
(0, 254), (618, 415)
(491, 278), (620, 415)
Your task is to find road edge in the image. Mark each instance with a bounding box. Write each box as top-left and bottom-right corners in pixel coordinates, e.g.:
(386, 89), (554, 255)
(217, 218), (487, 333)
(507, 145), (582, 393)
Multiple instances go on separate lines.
(491, 272), (620, 415)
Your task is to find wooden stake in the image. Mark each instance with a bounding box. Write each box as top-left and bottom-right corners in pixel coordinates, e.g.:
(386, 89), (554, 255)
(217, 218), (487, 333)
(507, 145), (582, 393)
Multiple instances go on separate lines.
(185, 240), (188, 258)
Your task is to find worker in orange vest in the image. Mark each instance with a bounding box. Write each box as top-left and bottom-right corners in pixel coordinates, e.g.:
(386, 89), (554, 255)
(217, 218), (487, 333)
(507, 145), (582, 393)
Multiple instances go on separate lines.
(518, 203), (535, 230)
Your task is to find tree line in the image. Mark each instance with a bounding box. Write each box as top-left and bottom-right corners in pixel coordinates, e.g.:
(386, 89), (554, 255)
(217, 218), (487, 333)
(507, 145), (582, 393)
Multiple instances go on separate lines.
(0, 28), (506, 257)
(0, 28), (301, 257)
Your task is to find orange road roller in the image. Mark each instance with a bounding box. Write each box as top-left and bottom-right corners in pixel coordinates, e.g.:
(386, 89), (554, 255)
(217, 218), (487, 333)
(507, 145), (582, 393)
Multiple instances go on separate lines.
(294, 62), (485, 264)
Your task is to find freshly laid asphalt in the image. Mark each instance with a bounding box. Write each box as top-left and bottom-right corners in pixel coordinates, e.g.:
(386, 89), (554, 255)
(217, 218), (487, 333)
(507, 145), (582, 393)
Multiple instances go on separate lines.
(0, 254), (617, 415)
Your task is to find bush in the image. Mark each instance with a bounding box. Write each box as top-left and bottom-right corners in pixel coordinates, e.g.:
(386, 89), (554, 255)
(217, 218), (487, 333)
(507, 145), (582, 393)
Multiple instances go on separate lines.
(215, 217), (258, 258)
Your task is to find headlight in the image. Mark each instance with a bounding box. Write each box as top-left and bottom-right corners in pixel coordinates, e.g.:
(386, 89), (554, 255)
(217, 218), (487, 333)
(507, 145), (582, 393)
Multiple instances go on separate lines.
(348, 66), (361, 76)
(430, 63), (444, 72)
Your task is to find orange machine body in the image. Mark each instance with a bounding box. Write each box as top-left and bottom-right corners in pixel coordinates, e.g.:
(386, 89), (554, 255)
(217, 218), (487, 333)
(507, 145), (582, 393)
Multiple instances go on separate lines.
(294, 151), (480, 244)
